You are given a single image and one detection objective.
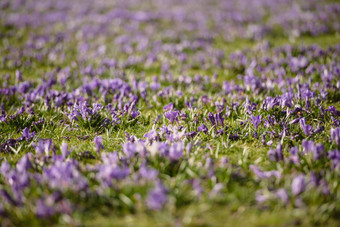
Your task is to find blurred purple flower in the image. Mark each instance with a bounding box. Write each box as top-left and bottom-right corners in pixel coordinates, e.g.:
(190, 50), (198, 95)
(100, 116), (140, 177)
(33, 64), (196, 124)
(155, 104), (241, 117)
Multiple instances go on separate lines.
(205, 157), (215, 178)
(250, 165), (281, 179)
(331, 117), (340, 127)
(327, 106), (340, 117)
(21, 128), (35, 143)
(0, 161), (11, 175)
(16, 153), (33, 172)
(122, 142), (147, 158)
(250, 114), (262, 130)
(139, 165), (158, 181)
(300, 118), (313, 136)
(215, 112), (224, 127)
(164, 111), (178, 125)
(146, 181), (168, 210)
(268, 144), (284, 162)
(255, 190), (269, 203)
(36, 199), (55, 218)
(289, 147), (299, 164)
(96, 164), (130, 187)
(289, 118), (300, 125)
(331, 127), (340, 146)
(61, 141), (71, 159)
(94, 136), (104, 154)
(0, 189), (19, 206)
(209, 183), (224, 198)
(131, 110), (139, 119)
(34, 139), (53, 156)
(302, 140), (314, 154)
(198, 124), (208, 134)
(208, 112), (216, 126)
(190, 179), (203, 197)
(163, 103), (173, 111)
(21, 127), (35, 142)
(328, 150), (340, 169)
(275, 188), (289, 204)
(0, 115), (7, 124)
(313, 144), (324, 160)
(144, 129), (158, 142)
(168, 142), (184, 161)
(291, 175), (306, 196)
(43, 160), (88, 192)
(313, 125), (324, 134)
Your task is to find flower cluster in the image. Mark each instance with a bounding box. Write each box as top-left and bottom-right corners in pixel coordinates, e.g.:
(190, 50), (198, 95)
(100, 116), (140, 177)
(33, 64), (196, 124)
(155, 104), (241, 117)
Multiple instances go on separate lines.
(0, 0), (339, 225)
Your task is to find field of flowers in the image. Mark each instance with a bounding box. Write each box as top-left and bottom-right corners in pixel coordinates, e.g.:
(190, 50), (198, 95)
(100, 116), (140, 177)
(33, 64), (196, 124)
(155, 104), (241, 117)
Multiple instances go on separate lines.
(0, 0), (340, 226)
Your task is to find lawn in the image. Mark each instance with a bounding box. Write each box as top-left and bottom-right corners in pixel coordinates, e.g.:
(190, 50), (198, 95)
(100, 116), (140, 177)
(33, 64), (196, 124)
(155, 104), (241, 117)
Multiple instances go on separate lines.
(0, 0), (340, 226)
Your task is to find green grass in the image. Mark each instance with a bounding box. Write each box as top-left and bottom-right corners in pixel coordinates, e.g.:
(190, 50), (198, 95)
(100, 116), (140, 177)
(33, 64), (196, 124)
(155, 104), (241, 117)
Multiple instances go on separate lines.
(0, 11), (340, 225)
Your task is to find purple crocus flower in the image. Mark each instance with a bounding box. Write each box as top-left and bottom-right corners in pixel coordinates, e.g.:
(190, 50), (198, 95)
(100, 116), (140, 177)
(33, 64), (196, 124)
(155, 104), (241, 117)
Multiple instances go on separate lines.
(187, 131), (197, 139)
(94, 136), (104, 154)
(139, 164), (158, 181)
(250, 114), (262, 130)
(313, 125), (325, 134)
(229, 133), (239, 140)
(209, 183), (224, 198)
(289, 147), (299, 164)
(168, 142), (184, 161)
(122, 142), (147, 158)
(146, 181), (168, 210)
(0, 161), (11, 175)
(190, 179), (203, 197)
(205, 157), (215, 178)
(215, 112), (224, 127)
(331, 127), (340, 146)
(101, 152), (119, 165)
(328, 150), (340, 169)
(0, 189), (18, 206)
(301, 140), (323, 160)
(302, 140), (315, 154)
(275, 188), (289, 204)
(143, 129), (158, 142)
(198, 124), (208, 134)
(250, 165), (281, 179)
(327, 106), (340, 116)
(131, 110), (139, 119)
(96, 164), (130, 187)
(34, 139), (53, 156)
(16, 153), (33, 172)
(92, 103), (103, 113)
(150, 77), (160, 91)
(255, 190), (270, 203)
(331, 117), (340, 127)
(223, 81), (233, 94)
(313, 144), (324, 160)
(291, 175), (306, 196)
(163, 103), (173, 111)
(15, 70), (22, 81)
(268, 144), (284, 162)
(61, 141), (71, 159)
(164, 111), (178, 125)
(300, 118), (313, 136)
(289, 118), (300, 125)
(208, 112), (216, 126)
(21, 127), (35, 142)
(261, 134), (266, 145)
(36, 199), (55, 218)
(0, 115), (7, 124)
(43, 160), (88, 192)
